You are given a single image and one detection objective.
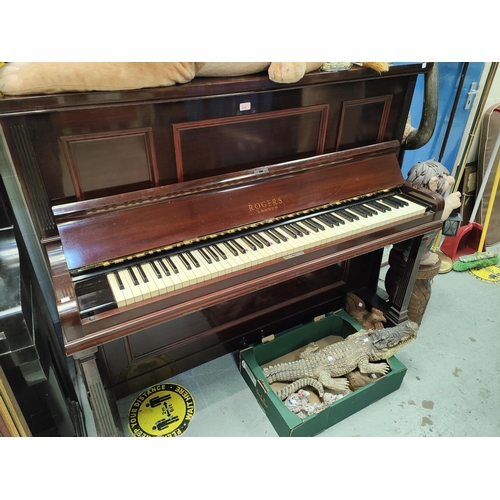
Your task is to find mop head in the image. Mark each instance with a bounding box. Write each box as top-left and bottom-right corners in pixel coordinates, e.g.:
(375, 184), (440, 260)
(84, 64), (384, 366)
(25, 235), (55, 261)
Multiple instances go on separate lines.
(452, 251), (499, 272)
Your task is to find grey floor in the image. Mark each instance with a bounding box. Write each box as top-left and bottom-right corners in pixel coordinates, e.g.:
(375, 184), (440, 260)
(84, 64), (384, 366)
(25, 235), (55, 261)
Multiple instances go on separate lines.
(114, 243), (500, 437)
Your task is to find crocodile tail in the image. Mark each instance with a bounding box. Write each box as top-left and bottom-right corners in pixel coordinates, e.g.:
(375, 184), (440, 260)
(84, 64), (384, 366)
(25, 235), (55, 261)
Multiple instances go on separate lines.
(263, 361), (304, 383)
(276, 378), (324, 400)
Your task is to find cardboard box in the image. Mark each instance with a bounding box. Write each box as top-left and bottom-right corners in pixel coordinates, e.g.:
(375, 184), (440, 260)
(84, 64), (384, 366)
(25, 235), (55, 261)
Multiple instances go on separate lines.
(239, 310), (407, 437)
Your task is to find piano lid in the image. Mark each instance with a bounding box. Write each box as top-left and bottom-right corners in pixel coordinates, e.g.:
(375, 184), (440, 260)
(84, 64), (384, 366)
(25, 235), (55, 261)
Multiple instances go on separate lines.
(52, 141), (405, 271)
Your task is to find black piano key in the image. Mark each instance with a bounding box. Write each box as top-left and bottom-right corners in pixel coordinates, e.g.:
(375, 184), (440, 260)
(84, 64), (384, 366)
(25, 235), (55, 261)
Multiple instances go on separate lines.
(270, 228), (288, 242)
(186, 250), (200, 268)
(337, 209), (358, 221)
(282, 225), (297, 238)
(157, 259), (171, 276)
(293, 222), (309, 235)
(395, 195), (409, 206)
(310, 218), (325, 230)
(379, 201), (393, 211)
(288, 223), (303, 236)
(368, 201), (390, 212)
(320, 213), (339, 226)
(361, 204), (378, 216)
(287, 223), (302, 236)
(317, 214), (334, 228)
(212, 244), (227, 260)
(178, 253), (192, 270)
(223, 241), (238, 256)
(242, 236), (257, 251)
(113, 271), (125, 290)
(150, 261), (163, 279)
(363, 203), (380, 215)
(332, 212), (348, 223)
(265, 230), (280, 244)
(383, 197), (404, 208)
(328, 212), (345, 225)
(302, 219), (320, 232)
(127, 267), (139, 286)
(335, 209), (351, 222)
(206, 246), (220, 262)
(165, 256), (179, 273)
(248, 234), (263, 249)
(254, 233), (271, 247)
(198, 247), (212, 264)
(231, 239), (246, 254)
(350, 206), (370, 218)
(136, 265), (149, 283)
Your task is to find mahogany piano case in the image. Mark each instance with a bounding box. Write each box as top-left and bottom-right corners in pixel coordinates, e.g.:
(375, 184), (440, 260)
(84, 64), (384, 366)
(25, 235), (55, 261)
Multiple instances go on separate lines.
(0, 63), (442, 422)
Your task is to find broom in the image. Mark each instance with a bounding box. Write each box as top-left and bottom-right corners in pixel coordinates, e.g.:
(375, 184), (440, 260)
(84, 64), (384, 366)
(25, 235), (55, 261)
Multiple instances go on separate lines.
(452, 148), (500, 271)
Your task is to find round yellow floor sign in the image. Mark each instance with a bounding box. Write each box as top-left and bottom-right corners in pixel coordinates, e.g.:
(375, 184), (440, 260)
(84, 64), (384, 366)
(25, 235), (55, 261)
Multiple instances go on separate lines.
(128, 383), (195, 437)
(469, 265), (500, 284)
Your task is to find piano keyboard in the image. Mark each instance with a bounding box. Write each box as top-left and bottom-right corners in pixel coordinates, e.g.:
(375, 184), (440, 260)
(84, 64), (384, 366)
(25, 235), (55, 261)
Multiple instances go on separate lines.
(75, 193), (428, 318)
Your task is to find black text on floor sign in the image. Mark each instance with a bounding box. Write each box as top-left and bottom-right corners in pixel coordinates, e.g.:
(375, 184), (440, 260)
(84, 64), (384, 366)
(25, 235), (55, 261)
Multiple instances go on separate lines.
(128, 383), (195, 437)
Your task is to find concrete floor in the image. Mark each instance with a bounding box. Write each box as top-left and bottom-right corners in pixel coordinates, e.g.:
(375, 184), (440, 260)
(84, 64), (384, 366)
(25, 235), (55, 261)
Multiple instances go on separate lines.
(115, 243), (500, 437)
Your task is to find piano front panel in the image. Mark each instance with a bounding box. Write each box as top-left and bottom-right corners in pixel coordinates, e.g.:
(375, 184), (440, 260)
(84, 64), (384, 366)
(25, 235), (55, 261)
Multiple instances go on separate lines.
(172, 105), (329, 182)
(60, 128), (159, 200)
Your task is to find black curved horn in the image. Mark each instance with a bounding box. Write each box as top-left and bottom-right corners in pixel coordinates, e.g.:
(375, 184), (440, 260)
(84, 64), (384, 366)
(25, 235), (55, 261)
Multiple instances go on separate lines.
(403, 63), (439, 150)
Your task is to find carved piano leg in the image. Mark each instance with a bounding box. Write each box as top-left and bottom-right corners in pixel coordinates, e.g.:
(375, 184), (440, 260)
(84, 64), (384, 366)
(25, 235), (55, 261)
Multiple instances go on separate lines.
(384, 232), (436, 325)
(73, 348), (123, 437)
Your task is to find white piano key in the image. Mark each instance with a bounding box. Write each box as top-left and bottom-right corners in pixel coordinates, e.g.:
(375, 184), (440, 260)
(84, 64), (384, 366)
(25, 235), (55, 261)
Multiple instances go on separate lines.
(183, 252), (207, 283)
(221, 242), (247, 271)
(192, 249), (222, 279)
(135, 265), (152, 299)
(130, 265), (152, 300)
(107, 271), (127, 307)
(170, 254), (199, 287)
(139, 263), (160, 297)
(162, 258), (183, 290)
(236, 236), (273, 264)
(149, 261), (174, 294)
(117, 268), (139, 305)
(191, 250), (217, 282)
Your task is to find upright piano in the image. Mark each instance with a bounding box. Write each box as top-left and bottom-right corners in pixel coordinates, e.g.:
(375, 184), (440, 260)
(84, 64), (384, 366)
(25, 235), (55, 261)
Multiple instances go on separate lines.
(0, 63), (443, 435)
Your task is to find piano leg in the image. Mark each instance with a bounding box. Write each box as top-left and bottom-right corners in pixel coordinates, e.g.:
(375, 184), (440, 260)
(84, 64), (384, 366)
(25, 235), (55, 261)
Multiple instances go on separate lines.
(73, 348), (123, 437)
(384, 232), (436, 325)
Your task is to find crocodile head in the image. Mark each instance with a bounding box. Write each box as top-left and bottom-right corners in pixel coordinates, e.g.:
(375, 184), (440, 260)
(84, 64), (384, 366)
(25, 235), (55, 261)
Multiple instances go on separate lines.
(367, 320), (418, 361)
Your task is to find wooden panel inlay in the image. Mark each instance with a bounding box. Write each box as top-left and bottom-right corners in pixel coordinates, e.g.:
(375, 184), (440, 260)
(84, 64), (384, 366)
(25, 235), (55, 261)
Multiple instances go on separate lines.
(11, 124), (56, 234)
(336, 95), (393, 151)
(61, 128), (157, 201)
(173, 106), (329, 182)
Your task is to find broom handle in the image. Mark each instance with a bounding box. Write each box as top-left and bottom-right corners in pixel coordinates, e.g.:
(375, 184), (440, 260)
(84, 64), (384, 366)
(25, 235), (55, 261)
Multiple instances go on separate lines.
(478, 155), (500, 252)
(470, 133), (500, 223)
(432, 63), (499, 253)
(450, 63), (498, 193)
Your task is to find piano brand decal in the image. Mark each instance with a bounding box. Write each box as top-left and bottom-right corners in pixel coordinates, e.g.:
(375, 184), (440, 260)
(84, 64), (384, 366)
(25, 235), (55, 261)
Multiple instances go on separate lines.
(248, 197), (283, 214)
(127, 383), (195, 437)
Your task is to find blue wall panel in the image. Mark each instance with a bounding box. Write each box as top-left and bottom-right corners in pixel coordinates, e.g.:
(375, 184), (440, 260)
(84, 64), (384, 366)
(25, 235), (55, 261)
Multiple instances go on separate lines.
(399, 62), (485, 179)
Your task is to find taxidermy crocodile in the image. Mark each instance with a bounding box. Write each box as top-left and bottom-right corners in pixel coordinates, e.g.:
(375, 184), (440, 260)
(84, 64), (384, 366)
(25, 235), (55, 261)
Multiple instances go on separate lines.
(263, 320), (418, 400)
